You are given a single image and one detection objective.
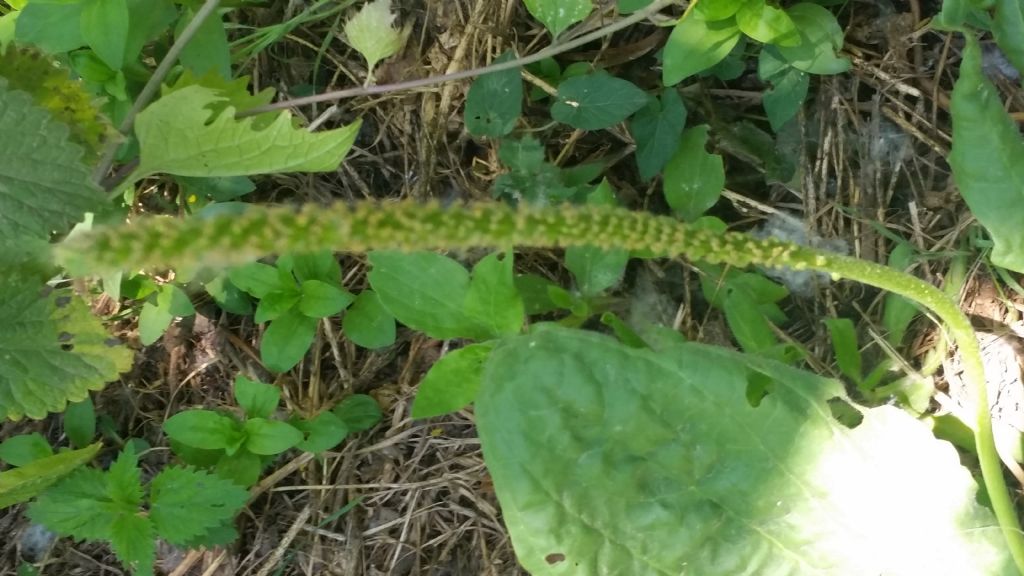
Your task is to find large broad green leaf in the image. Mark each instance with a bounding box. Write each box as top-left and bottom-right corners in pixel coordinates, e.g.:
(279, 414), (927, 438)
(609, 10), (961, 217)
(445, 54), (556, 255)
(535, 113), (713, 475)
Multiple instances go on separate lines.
(132, 85), (362, 179)
(950, 37), (1024, 273)
(0, 78), (102, 242)
(476, 327), (1013, 575)
(0, 443), (101, 508)
(0, 279), (132, 421)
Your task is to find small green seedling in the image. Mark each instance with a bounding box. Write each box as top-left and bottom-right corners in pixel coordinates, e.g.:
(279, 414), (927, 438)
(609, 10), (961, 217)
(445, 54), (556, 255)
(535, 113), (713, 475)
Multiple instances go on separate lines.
(165, 376), (381, 486)
(230, 250), (396, 372)
(29, 445), (247, 576)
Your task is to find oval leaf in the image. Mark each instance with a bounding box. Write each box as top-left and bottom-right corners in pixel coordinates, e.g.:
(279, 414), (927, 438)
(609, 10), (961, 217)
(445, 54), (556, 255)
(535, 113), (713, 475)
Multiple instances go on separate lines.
(662, 12), (741, 86)
(477, 327), (1013, 575)
(342, 290), (397, 349)
(663, 125), (725, 221)
(551, 73), (649, 130)
(163, 410), (242, 451)
(412, 342), (497, 419)
(243, 418), (304, 455)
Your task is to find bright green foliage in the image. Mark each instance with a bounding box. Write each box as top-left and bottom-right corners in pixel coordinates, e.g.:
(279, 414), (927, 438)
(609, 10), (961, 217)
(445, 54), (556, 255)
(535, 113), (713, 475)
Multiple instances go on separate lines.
(165, 377), (357, 482)
(0, 79), (102, 243)
(825, 317), (862, 383)
(0, 48), (111, 156)
(343, 290), (397, 349)
(31, 447), (247, 575)
(775, 3), (849, 74)
(132, 86), (362, 180)
(82, 0), (130, 70)
(64, 397), (97, 448)
(0, 443), (101, 508)
(243, 418), (304, 455)
(702, 259), (797, 359)
(465, 51), (522, 138)
(629, 88), (687, 181)
(696, 0), (744, 20)
(229, 256), (354, 372)
(464, 252), (525, 337)
(176, 7), (231, 79)
(369, 250), (523, 341)
(138, 284), (195, 346)
(165, 410), (244, 452)
(993, 0), (1024, 75)
(15, 3), (85, 54)
(412, 342), (497, 418)
(882, 242), (920, 346)
(293, 411), (348, 453)
(149, 465), (247, 546)
(950, 37), (1024, 274)
(368, 251), (479, 339)
(736, 1), (799, 46)
(343, 0), (409, 80)
(476, 326), (1014, 575)
(759, 47), (809, 130)
(0, 280), (132, 421)
(551, 72), (649, 130)
(662, 11), (741, 85)
(164, 70), (276, 126)
(299, 280), (354, 317)
(663, 125), (725, 221)
(234, 376), (280, 420)
(332, 394), (382, 433)
(0, 434), (53, 467)
(523, 0), (592, 36)
(723, 288), (780, 353)
(262, 311), (318, 372)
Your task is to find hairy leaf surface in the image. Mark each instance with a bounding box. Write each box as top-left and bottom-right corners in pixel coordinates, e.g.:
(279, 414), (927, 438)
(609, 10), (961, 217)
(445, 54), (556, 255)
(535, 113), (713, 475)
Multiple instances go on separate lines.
(476, 327), (1013, 575)
(0, 279), (131, 421)
(149, 466), (248, 546)
(0, 79), (102, 242)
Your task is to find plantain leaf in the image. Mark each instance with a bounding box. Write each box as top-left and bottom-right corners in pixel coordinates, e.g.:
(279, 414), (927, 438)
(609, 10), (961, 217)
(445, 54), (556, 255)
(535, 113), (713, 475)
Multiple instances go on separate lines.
(477, 326), (1013, 575)
(133, 85), (361, 179)
(950, 37), (1024, 273)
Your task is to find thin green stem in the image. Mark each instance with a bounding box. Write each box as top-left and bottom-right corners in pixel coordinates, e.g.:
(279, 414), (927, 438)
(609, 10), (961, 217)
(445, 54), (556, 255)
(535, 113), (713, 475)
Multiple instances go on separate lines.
(54, 200), (1024, 571)
(91, 0), (223, 186)
(236, 0), (680, 118)
(817, 253), (1024, 574)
